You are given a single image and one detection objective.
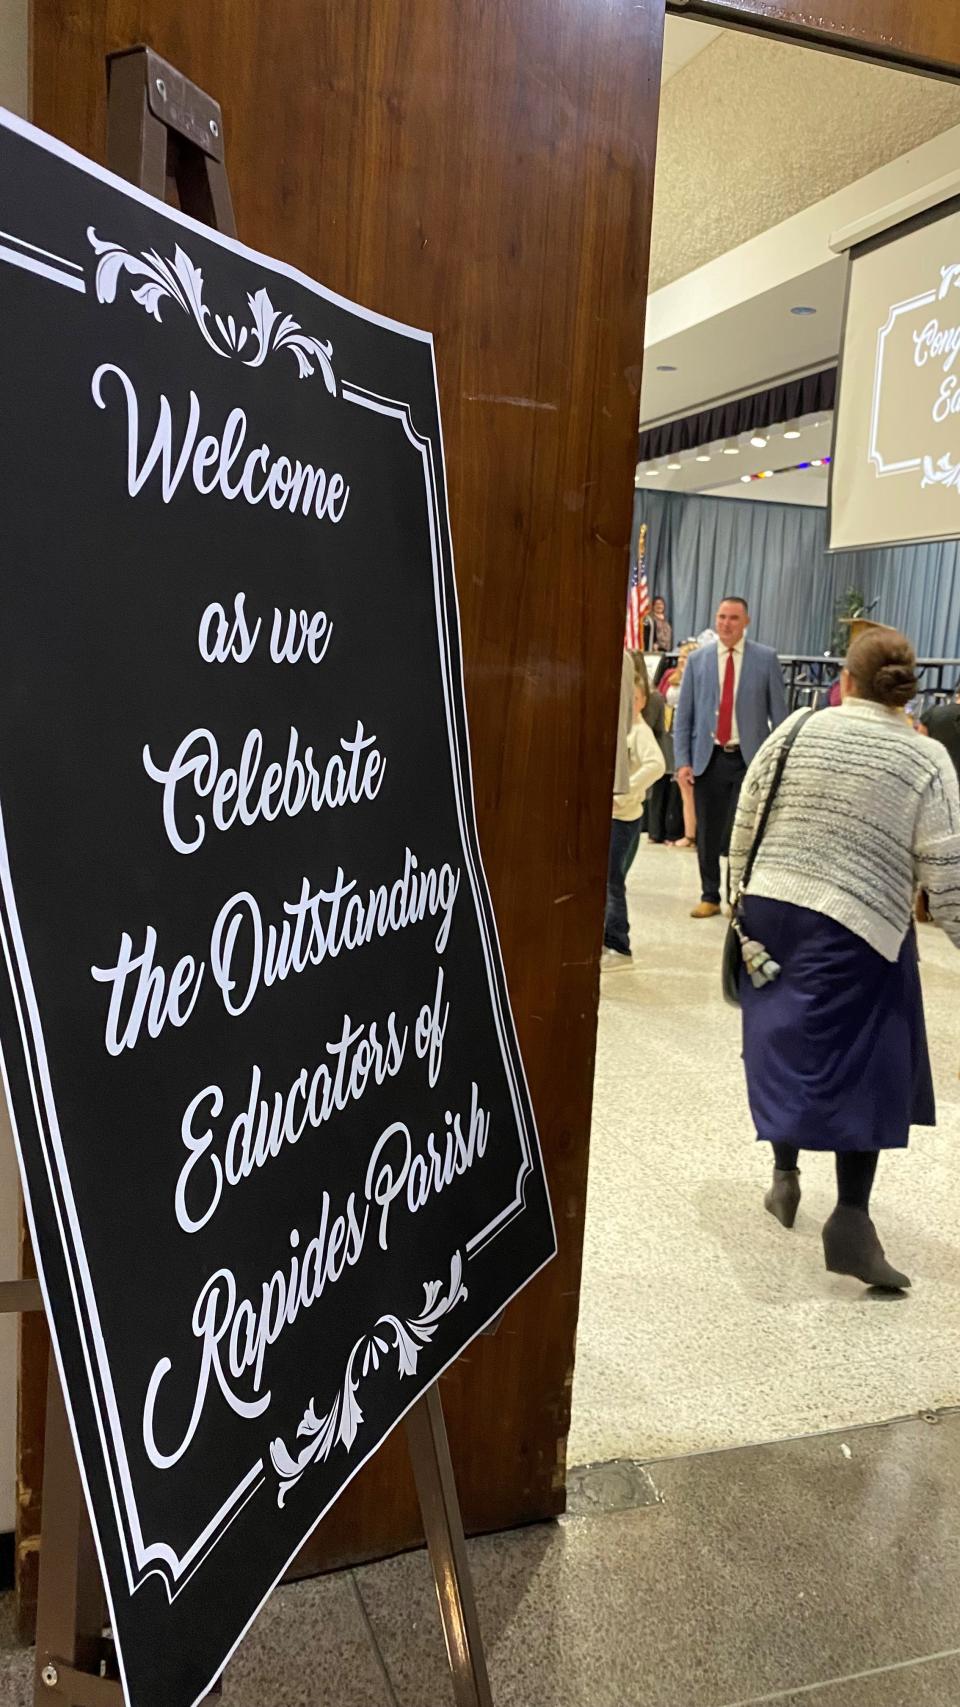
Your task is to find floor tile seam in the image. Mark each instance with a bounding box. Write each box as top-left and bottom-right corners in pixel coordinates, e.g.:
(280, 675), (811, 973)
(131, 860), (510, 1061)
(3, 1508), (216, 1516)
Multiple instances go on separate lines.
(714, 1641), (960, 1707)
(348, 1571), (401, 1707)
(565, 1404), (960, 1482)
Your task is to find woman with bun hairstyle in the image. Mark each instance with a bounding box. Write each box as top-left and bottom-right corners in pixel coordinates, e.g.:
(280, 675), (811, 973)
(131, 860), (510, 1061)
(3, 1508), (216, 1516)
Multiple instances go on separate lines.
(729, 627), (960, 1290)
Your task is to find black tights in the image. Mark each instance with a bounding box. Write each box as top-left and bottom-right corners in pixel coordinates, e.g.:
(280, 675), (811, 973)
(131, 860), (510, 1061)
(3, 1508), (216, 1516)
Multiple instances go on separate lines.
(772, 1144), (879, 1214)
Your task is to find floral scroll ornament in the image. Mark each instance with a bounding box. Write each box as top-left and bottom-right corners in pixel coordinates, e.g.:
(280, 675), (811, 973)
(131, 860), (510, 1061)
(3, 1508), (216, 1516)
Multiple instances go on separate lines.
(269, 1252), (469, 1507)
(939, 263), (960, 301)
(86, 227), (336, 393)
(921, 453), (960, 492)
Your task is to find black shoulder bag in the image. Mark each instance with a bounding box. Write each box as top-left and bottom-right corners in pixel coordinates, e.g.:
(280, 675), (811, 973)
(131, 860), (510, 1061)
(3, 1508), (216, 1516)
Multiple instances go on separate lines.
(721, 709), (815, 1008)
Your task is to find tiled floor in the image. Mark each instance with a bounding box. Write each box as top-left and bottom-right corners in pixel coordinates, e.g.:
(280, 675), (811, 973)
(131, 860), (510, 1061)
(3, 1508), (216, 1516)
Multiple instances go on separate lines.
(6, 1414), (960, 1706)
(570, 841), (960, 1466)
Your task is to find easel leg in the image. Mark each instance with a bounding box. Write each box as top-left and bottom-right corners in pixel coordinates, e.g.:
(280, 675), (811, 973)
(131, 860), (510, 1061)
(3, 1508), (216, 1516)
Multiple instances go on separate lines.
(33, 1352), (107, 1703)
(404, 1384), (494, 1707)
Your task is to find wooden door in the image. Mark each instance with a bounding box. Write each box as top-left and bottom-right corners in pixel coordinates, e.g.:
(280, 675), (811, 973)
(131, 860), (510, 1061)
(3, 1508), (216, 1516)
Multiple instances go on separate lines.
(22, 0), (668, 1603)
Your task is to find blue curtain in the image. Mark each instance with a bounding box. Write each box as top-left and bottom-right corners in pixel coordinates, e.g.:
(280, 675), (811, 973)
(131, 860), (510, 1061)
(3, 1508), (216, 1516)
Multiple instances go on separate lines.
(634, 489), (960, 660)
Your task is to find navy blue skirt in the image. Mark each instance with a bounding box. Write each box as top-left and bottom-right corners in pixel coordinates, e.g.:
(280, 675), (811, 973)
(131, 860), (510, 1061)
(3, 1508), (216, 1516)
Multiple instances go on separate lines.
(740, 897), (935, 1152)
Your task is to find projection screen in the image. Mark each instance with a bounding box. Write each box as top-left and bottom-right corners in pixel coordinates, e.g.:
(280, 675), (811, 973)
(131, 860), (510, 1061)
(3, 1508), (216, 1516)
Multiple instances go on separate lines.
(830, 197), (960, 551)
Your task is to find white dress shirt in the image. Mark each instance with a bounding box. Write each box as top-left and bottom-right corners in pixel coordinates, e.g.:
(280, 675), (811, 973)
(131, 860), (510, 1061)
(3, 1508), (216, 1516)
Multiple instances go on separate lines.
(716, 638), (745, 745)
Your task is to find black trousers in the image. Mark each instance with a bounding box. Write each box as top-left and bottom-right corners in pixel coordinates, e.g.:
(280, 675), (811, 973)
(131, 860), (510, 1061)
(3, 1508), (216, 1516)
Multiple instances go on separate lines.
(694, 746), (746, 904)
(645, 774), (672, 842)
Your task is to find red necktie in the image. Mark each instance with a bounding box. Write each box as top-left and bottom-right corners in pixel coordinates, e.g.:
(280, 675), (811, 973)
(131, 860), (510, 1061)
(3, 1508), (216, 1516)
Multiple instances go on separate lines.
(716, 650), (735, 746)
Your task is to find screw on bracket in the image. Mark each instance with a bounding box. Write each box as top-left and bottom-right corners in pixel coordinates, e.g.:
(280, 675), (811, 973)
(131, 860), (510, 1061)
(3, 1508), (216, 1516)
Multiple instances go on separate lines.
(155, 77), (167, 101)
(40, 1663), (59, 1688)
(209, 118), (220, 138)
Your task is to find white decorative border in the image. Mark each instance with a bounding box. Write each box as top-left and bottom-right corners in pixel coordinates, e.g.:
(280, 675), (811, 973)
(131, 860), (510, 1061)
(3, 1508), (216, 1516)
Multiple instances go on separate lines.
(868, 260), (960, 480)
(868, 290), (932, 476)
(343, 381), (539, 1256)
(0, 102), (556, 1706)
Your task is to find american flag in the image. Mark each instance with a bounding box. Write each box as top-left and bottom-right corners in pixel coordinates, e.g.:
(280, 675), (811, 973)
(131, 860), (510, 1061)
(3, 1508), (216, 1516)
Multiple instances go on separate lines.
(624, 523), (651, 650)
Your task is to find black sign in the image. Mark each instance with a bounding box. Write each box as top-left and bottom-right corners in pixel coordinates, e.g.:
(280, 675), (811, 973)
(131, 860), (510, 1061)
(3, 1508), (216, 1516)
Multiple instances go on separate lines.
(0, 112), (555, 1707)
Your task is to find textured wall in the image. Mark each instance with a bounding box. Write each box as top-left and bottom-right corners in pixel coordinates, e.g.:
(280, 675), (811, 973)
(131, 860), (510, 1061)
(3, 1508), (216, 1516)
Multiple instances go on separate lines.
(651, 30), (960, 291)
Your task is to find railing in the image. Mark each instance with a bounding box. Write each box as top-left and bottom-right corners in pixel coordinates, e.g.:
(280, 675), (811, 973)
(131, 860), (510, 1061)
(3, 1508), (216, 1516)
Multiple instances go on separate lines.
(779, 655), (960, 712)
(651, 651), (959, 714)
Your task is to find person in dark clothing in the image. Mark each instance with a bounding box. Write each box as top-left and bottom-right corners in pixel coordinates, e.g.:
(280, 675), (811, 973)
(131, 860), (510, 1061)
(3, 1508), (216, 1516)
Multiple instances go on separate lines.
(674, 598), (788, 917)
(921, 685), (960, 780)
(730, 629), (960, 1291)
(650, 596), (673, 653)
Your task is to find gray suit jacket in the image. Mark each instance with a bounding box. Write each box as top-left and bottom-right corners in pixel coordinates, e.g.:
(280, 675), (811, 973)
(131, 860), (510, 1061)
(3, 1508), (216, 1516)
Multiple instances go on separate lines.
(673, 640), (788, 775)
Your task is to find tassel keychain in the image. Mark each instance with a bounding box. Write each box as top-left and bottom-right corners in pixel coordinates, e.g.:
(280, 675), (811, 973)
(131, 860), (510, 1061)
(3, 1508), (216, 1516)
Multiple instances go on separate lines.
(738, 933), (782, 989)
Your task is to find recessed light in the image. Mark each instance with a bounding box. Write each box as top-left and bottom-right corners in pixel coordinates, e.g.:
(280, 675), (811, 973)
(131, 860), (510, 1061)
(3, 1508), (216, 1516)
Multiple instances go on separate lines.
(790, 305), (817, 316)
(667, 461), (682, 471)
(750, 434), (768, 449)
(783, 421), (801, 440)
(645, 467), (660, 476)
(722, 439), (739, 455)
(696, 452), (711, 463)
(656, 363), (677, 372)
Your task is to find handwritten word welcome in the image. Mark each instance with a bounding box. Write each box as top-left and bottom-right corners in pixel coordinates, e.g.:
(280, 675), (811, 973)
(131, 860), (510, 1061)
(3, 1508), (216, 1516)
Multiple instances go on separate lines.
(91, 363), (350, 522)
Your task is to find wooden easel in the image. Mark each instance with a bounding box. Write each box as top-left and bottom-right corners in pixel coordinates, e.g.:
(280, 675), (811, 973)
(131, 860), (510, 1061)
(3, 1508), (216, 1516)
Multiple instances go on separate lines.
(1, 46), (493, 1707)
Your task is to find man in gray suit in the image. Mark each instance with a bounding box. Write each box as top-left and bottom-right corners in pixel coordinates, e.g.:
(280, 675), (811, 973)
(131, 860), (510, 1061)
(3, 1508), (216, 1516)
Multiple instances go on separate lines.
(674, 597), (788, 918)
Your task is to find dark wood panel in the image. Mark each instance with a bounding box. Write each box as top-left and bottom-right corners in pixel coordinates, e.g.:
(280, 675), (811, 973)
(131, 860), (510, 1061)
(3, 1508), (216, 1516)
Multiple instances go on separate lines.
(26, 0), (666, 1581)
(673, 1), (960, 77)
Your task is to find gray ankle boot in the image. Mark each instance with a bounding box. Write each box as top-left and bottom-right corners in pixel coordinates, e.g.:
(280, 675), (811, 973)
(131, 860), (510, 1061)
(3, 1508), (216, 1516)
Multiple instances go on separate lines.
(764, 1167), (801, 1229)
(822, 1206), (911, 1290)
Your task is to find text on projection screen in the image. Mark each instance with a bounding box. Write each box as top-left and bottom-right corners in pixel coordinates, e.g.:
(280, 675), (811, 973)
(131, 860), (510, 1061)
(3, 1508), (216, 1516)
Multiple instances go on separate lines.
(831, 202), (960, 551)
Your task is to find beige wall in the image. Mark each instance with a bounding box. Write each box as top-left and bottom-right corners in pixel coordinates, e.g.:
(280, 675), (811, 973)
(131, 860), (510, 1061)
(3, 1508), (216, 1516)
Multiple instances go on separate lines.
(0, 0), (28, 1544)
(651, 29), (960, 291)
(0, 0), (27, 116)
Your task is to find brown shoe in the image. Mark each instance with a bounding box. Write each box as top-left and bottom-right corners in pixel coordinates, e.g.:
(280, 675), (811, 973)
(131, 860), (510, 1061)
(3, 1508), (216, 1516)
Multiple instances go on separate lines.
(690, 901), (721, 919)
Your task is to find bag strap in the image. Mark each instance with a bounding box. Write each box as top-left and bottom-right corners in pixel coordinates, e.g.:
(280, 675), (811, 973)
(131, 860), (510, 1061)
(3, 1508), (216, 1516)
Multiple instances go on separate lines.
(739, 709), (815, 895)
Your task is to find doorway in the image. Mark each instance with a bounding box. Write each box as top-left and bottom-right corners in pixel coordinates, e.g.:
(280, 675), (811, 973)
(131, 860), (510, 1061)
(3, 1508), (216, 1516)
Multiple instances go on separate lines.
(572, 13), (960, 1467)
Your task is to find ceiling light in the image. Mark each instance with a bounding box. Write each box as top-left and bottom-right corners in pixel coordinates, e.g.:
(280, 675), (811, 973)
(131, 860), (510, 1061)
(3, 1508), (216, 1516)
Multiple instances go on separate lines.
(790, 305), (817, 316)
(750, 434), (768, 449)
(656, 364), (677, 372)
(695, 451), (711, 463)
(722, 438), (739, 455)
(667, 460), (682, 471)
(645, 467), (660, 476)
(783, 421), (801, 440)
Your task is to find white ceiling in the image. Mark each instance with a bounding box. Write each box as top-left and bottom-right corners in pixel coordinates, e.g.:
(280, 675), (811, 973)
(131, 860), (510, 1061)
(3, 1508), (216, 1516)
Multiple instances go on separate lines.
(660, 17), (721, 84)
(641, 260), (841, 427)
